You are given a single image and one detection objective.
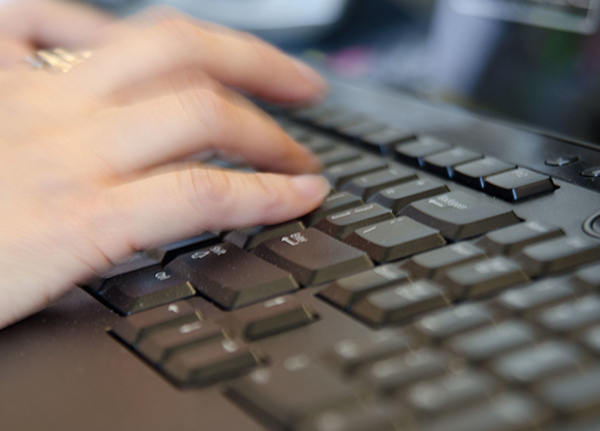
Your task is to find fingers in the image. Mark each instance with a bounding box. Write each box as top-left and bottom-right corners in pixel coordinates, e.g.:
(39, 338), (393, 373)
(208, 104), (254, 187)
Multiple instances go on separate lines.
(76, 7), (327, 104)
(0, 38), (32, 68)
(0, 0), (112, 49)
(100, 167), (330, 252)
(85, 79), (323, 175)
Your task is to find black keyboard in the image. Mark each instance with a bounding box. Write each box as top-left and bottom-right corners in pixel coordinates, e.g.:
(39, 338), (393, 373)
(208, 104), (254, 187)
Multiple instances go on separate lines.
(77, 91), (600, 431)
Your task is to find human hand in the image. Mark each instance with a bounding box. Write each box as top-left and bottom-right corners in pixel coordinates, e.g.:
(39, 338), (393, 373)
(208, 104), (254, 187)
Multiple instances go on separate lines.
(0, 5), (330, 329)
(0, 0), (112, 67)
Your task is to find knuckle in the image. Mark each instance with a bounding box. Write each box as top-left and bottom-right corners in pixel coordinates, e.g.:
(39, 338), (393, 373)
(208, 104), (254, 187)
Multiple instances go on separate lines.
(152, 12), (202, 55)
(178, 167), (235, 213)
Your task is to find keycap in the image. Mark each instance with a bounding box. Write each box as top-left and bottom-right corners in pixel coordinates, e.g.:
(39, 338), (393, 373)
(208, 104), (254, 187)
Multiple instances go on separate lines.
(99, 265), (196, 315)
(574, 262), (600, 289)
(491, 341), (584, 385)
(328, 330), (417, 375)
(394, 136), (452, 166)
(111, 300), (200, 346)
(85, 253), (159, 294)
(401, 242), (487, 279)
(225, 356), (359, 429)
(145, 232), (221, 264)
(254, 228), (374, 286)
(453, 157), (516, 189)
(398, 191), (520, 240)
(476, 221), (564, 256)
(447, 320), (540, 362)
(339, 167), (417, 200)
(299, 405), (403, 431)
(536, 295), (600, 334)
(343, 216), (446, 263)
(291, 105), (336, 122)
(302, 135), (336, 154)
(301, 192), (364, 226)
(440, 256), (529, 300)
(484, 168), (556, 201)
(360, 127), (414, 154)
(315, 203), (393, 240)
(365, 348), (453, 394)
(167, 243), (298, 309)
(314, 111), (366, 130)
(422, 147), (482, 178)
(369, 178), (450, 213)
(419, 393), (551, 431)
(536, 365), (600, 416)
(163, 338), (264, 387)
(136, 319), (224, 364)
(518, 236), (600, 277)
(414, 302), (498, 341)
(323, 157), (388, 188)
(583, 325), (600, 353)
(319, 146), (362, 167)
(352, 280), (451, 326)
(495, 278), (577, 316)
(318, 264), (411, 308)
(337, 120), (386, 140)
(224, 221), (304, 250)
(406, 370), (501, 417)
(224, 296), (317, 341)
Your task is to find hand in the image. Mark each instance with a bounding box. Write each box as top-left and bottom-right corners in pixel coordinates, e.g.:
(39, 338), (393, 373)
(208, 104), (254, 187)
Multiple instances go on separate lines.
(0, 0), (112, 67)
(0, 5), (330, 329)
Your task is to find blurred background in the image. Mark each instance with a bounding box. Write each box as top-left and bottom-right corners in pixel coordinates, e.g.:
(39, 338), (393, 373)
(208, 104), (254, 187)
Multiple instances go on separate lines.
(78, 0), (600, 144)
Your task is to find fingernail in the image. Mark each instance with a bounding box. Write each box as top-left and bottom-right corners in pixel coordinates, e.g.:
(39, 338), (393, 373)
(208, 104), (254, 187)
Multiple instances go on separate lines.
(291, 175), (331, 199)
(292, 58), (329, 94)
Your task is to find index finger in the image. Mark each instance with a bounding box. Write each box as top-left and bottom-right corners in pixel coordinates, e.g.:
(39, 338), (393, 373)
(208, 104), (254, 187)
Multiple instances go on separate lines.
(75, 7), (328, 104)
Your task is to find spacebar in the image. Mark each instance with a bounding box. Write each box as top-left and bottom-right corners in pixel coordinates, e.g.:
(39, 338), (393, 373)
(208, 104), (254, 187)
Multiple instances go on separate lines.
(398, 191), (520, 241)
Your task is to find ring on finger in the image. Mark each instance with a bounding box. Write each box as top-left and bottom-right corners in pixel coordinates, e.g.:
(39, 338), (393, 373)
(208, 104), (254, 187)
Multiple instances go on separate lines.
(24, 48), (93, 73)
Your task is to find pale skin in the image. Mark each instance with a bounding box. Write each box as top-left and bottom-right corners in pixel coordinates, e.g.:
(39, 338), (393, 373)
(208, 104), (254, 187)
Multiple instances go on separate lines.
(0, 0), (331, 329)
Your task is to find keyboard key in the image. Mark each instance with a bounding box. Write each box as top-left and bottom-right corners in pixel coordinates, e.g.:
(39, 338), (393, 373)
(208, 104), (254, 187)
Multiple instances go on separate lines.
(302, 192), (364, 226)
(394, 136), (452, 166)
(85, 253), (159, 294)
(536, 365), (600, 416)
(398, 191), (520, 240)
(369, 178), (449, 213)
(423, 147), (482, 178)
(319, 146), (362, 167)
(575, 262), (600, 289)
(315, 203), (393, 240)
(163, 338), (264, 387)
(343, 216), (446, 263)
(476, 221), (564, 256)
(313, 111), (366, 130)
(224, 296), (317, 341)
(536, 295), (600, 334)
(145, 232), (221, 264)
(291, 105), (336, 122)
(414, 302), (498, 341)
(318, 263), (411, 308)
(407, 370), (501, 417)
(300, 405), (404, 431)
(136, 319), (224, 364)
(167, 243), (298, 310)
(401, 242), (487, 279)
(440, 256), (529, 299)
(360, 127), (414, 154)
(111, 300), (200, 346)
(337, 120), (386, 140)
(583, 325), (600, 353)
(419, 393), (551, 431)
(453, 157), (516, 189)
(323, 156), (388, 188)
(447, 320), (540, 363)
(302, 135), (336, 154)
(518, 236), (600, 277)
(352, 280), (450, 326)
(225, 356), (358, 429)
(99, 266), (196, 315)
(484, 168), (556, 201)
(340, 167), (417, 200)
(328, 330), (417, 375)
(254, 228), (374, 286)
(495, 278), (577, 316)
(224, 221), (304, 250)
(365, 348), (453, 394)
(491, 341), (584, 385)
